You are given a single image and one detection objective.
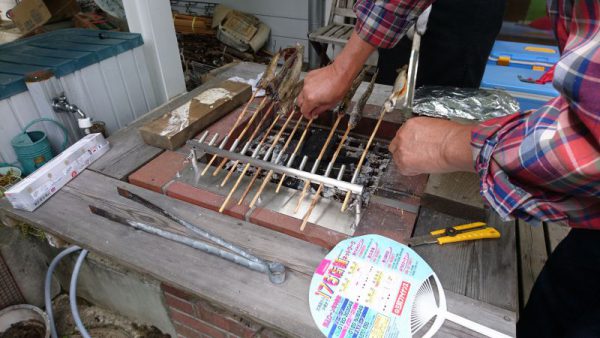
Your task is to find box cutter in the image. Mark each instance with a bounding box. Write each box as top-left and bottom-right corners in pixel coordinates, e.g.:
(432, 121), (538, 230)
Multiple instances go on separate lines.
(407, 222), (501, 247)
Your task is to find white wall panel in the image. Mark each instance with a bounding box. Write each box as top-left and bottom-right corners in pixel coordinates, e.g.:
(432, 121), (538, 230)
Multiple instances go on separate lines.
(0, 46), (158, 169)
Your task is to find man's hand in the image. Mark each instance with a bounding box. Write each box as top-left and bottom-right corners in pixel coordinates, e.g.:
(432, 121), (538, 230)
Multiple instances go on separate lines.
(389, 117), (475, 175)
(297, 64), (350, 119)
(297, 31), (376, 119)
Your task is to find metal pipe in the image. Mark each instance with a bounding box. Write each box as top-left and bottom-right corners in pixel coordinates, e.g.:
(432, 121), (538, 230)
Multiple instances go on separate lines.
(89, 205), (285, 284)
(308, 0), (325, 69)
(189, 140), (364, 195)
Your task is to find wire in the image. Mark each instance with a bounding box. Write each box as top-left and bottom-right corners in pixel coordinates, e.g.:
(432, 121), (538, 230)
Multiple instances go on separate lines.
(70, 249), (91, 338)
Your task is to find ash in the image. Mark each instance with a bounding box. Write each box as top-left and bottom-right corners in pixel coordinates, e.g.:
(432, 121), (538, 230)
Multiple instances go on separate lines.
(206, 118), (392, 207)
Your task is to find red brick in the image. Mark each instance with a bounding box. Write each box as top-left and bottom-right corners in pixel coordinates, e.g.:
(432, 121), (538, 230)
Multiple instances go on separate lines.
(165, 293), (195, 315)
(194, 299), (262, 338)
(375, 162), (428, 200)
(166, 181), (249, 219)
(355, 203), (418, 243)
(171, 309), (228, 338)
(128, 151), (187, 192)
(175, 323), (202, 338)
(249, 207), (347, 250)
(162, 283), (197, 301)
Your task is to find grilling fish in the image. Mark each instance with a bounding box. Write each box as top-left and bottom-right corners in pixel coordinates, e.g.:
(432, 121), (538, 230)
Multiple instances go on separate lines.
(257, 51), (281, 90)
(277, 79), (304, 116)
(349, 68), (378, 129)
(267, 48), (298, 97)
(384, 64), (408, 112)
(276, 44), (304, 102)
(335, 66), (368, 115)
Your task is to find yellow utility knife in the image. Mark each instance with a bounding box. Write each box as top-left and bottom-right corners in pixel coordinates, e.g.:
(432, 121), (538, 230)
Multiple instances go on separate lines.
(407, 222), (501, 247)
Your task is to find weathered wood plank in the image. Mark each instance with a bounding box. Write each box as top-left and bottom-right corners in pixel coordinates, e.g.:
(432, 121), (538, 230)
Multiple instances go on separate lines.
(413, 207), (518, 312)
(517, 220), (547, 309)
(0, 170), (517, 337)
(333, 7), (357, 18)
(544, 221), (570, 252)
(88, 62), (265, 180)
(139, 81), (251, 150)
(437, 291), (516, 337)
(0, 170), (323, 337)
(422, 172), (486, 220)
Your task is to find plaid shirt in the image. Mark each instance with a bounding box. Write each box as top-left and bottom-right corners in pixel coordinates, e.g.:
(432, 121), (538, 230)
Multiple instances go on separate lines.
(354, 0), (600, 228)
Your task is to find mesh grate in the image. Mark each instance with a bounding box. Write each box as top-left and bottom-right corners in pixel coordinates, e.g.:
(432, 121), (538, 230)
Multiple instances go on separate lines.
(0, 253), (24, 310)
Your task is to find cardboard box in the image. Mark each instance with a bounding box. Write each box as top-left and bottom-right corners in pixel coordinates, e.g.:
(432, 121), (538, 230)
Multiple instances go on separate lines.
(5, 133), (110, 211)
(10, 0), (79, 34)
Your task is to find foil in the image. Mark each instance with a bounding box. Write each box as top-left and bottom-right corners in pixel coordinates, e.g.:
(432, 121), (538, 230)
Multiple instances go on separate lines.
(413, 86), (520, 121)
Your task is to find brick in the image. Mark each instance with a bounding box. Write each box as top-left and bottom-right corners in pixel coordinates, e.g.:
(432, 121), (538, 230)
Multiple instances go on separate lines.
(128, 151), (187, 193)
(174, 322), (203, 338)
(194, 299), (262, 338)
(375, 162), (428, 201)
(162, 283), (197, 301)
(165, 293), (195, 315)
(355, 203), (417, 243)
(171, 309), (228, 338)
(166, 181), (249, 219)
(250, 207), (347, 250)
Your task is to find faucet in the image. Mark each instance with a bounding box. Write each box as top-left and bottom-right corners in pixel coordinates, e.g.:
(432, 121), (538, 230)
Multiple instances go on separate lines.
(52, 95), (93, 134)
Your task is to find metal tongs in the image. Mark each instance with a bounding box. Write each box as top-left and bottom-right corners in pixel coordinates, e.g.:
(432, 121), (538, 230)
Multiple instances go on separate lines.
(398, 5), (432, 113)
(89, 188), (286, 284)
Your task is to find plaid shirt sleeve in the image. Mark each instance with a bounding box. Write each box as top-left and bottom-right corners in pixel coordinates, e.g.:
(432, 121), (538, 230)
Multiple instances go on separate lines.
(353, 0), (433, 48)
(471, 0), (600, 229)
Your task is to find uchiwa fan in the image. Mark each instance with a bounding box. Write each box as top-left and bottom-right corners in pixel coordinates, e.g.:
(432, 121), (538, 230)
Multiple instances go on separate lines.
(308, 234), (512, 338)
(410, 274), (510, 338)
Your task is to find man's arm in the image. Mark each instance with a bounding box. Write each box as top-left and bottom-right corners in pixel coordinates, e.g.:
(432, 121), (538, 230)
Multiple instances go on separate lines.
(298, 0), (434, 118)
(297, 32), (375, 119)
(388, 117), (474, 175)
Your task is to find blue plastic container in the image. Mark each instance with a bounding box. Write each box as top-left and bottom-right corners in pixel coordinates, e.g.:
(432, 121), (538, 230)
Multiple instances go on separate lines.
(487, 40), (560, 71)
(481, 65), (559, 111)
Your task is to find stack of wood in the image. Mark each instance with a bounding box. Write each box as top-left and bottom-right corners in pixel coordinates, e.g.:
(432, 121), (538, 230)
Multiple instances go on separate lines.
(172, 13), (214, 35)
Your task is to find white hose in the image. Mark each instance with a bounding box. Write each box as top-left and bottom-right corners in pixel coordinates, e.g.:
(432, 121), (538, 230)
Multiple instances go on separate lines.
(44, 245), (81, 338)
(70, 249), (91, 338)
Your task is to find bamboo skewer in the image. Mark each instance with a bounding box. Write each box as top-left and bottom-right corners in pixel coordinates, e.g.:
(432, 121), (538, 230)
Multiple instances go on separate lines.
(237, 109), (298, 205)
(213, 97), (272, 177)
(340, 109), (385, 212)
(275, 118), (314, 193)
(341, 66), (408, 212)
(300, 123), (353, 230)
(294, 113), (343, 213)
(201, 92), (264, 176)
(220, 101), (276, 186)
(300, 184), (324, 231)
(249, 109), (304, 208)
(210, 49), (297, 177)
(219, 114), (282, 213)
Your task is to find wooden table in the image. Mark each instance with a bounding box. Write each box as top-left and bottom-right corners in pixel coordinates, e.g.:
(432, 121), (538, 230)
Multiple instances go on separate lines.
(0, 62), (517, 337)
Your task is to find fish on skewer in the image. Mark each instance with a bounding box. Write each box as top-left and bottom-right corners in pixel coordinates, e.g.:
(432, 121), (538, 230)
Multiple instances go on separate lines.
(348, 69), (379, 130)
(212, 47), (301, 177)
(201, 51), (282, 176)
(341, 65), (409, 212)
(239, 80), (304, 206)
(294, 67), (368, 213)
